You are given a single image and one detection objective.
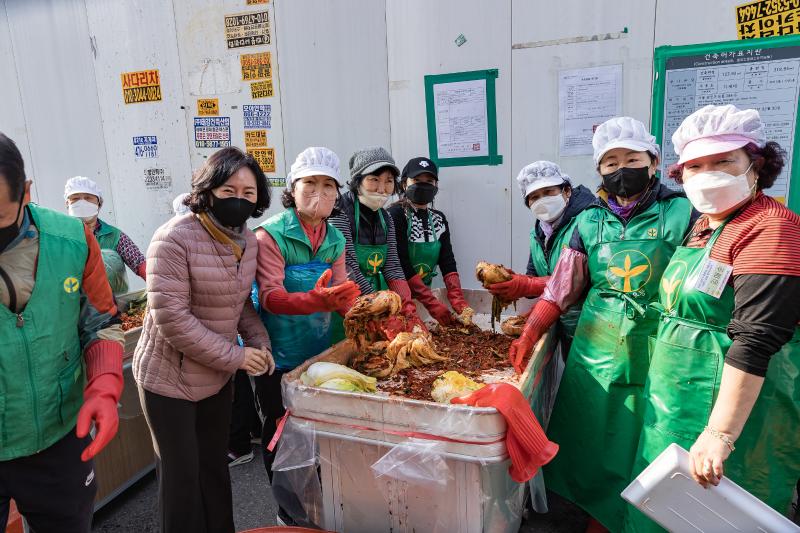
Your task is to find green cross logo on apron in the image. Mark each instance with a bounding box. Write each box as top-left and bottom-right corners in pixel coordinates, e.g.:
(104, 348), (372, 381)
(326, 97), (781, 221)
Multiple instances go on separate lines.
(606, 250), (652, 293)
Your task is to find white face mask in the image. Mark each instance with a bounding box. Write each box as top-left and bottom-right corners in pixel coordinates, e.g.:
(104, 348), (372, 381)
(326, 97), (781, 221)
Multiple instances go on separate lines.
(682, 164), (755, 215)
(358, 189), (390, 211)
(68, 199), (100, 220)
(530, 194), (567, 223)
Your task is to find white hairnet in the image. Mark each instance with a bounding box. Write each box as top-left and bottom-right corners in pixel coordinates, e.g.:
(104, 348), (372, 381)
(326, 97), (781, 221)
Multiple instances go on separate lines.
(516, 161), (570, 200)
(592, 117), (659, 165)
(64, 176), (103, 201)
(672, 104), (766, 164)
(287, 147), (341, 189)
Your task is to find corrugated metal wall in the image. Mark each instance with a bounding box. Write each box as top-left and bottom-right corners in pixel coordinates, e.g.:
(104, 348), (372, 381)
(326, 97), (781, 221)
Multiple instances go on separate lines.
(0, 0), (759, 289)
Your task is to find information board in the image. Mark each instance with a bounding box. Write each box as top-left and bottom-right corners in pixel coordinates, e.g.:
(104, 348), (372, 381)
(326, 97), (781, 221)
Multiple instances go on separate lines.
(652, 35), (800, 211)
(424, 69), (502, 167)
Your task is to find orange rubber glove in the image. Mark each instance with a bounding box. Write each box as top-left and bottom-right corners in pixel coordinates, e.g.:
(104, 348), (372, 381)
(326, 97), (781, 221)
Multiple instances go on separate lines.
(77, 340), (123, 461)
(443, 272), (469, 314)
(408, 274), (453, 326)
(267, 269), (361, 315)
(451, 383), (559, 482)
(488, 274), (549, 301)
(508, 299), (561, 374)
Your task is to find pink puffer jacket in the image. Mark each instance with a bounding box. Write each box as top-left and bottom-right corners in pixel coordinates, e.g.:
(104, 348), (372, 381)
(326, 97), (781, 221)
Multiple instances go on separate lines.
(133, 213), (270, 401)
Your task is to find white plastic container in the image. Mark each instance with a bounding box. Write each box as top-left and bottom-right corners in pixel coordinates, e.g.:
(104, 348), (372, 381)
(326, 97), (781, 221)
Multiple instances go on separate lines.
(621, 443), (800, 533)
(279, 289), (554, 532)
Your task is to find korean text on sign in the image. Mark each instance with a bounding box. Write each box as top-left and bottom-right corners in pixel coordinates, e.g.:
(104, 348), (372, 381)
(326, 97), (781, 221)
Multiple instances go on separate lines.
(194, 117), (232, 149)
(224, 11), (270, 49)
(121, 69), (161, 104)
(197, 98), (219, 116)
(251, 80), (274, 99)
(241, 52), (272, 81)
(737, 0), (800, 39)
(243, 105), (271, 128)
(133, 136), (158, 159)
(244, 130), (267, 148)
(248, 148), (275, 173)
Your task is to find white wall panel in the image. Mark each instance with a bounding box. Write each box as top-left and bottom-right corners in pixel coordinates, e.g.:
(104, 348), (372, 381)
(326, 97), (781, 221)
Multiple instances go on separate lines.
(509, 0), (657, 272)
(173, 0), (287, 225)
(387, 0), (513, 288)
(85, 0), (192, 291)
(274, 0), (391, 186)
(655, 0), (741, 47)
(4, 0), (111, 217)
(0, 1), (36, 201)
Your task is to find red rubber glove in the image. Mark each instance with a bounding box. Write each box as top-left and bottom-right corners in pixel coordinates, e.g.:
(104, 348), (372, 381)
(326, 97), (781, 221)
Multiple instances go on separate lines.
(135, 261), (147, 280)
(508, 299), (561, 374)
(408, 274), (453, 326)
(77, 340), (124, 462)
(443, 272), (469, 314)
(451, 383), (559, 482)
(266, 269), (361, 315)
(488, 274), (549, 301)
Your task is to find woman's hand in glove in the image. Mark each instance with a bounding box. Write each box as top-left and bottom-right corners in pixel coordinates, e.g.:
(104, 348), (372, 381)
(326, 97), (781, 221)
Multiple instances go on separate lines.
(488, 274), (549, 301)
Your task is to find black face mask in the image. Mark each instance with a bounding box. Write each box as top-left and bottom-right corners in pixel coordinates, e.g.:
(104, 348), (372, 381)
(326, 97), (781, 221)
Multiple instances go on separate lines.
(601, 166), (652, 198)
(0, 189), (25, 254)
(209, 195), (256, 228)
(405, 182), (438, 205)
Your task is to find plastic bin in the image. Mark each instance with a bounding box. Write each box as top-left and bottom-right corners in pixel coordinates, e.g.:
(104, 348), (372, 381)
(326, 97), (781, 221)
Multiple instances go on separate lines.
(278, 289), (557, 533)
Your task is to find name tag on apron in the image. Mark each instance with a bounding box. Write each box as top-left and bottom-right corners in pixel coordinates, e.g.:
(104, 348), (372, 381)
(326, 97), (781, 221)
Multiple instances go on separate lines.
(692, 258), (733, 299)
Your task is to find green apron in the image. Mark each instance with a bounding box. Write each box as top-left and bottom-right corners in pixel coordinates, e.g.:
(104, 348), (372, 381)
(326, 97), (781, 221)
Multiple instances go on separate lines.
(354, 199), (389, 292)
(623, 221), (800, 532)
(406, 208), (441, 286)
(545, 196), (692, 531)
(530, 219), (582, 351)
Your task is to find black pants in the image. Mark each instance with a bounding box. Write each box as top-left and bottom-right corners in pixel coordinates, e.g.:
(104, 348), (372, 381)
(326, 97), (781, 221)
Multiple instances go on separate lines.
(0, 429), (96, 533)
(254, 369), (287, 483)
(139, 381), (234, 533)
(228, 370), (261, 456)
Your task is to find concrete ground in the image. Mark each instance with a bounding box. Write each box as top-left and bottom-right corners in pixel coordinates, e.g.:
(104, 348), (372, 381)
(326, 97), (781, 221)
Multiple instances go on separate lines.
(91, 444), (588, 532)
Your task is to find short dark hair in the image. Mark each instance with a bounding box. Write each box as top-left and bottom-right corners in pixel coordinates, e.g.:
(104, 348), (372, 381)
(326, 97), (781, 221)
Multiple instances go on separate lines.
(0, 133), (26, 202)
(348, 166), (399, 195)
(667, 141), (785, 189)
(185, 147), (271, 217)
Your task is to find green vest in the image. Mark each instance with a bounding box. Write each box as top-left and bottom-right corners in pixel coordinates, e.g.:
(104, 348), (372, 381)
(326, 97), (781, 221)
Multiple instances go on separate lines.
(95, 219), (122, 250)
(545, 195), (693, 531)
(259, 209), (345, 370)
(624, 221), (800, 532)
(0, 204), (88, 460)
(529, 216), (583, 343)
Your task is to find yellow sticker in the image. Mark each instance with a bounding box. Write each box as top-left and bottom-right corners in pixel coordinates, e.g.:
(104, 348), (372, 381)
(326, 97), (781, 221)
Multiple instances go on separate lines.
(121, 69), (162, 104)
(63, 277), (80, 294)
(736, 0), (800, 39)
(244, 130), (267, 148)
(250, 80), (274, 99)
(247, 0), (269, 4)
(197, 98), (219, 116)
(240, 51), (272, 81)
(247, 147), (275, 172)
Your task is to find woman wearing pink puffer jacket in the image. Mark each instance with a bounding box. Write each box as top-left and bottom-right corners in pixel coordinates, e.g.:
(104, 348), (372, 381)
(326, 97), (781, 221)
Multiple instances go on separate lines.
(133, 147), (275, 533)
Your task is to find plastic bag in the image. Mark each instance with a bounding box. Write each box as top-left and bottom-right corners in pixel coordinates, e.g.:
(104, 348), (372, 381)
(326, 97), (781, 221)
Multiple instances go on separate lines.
(101, 249), (128, 295)
(371, 438), (454, 490)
